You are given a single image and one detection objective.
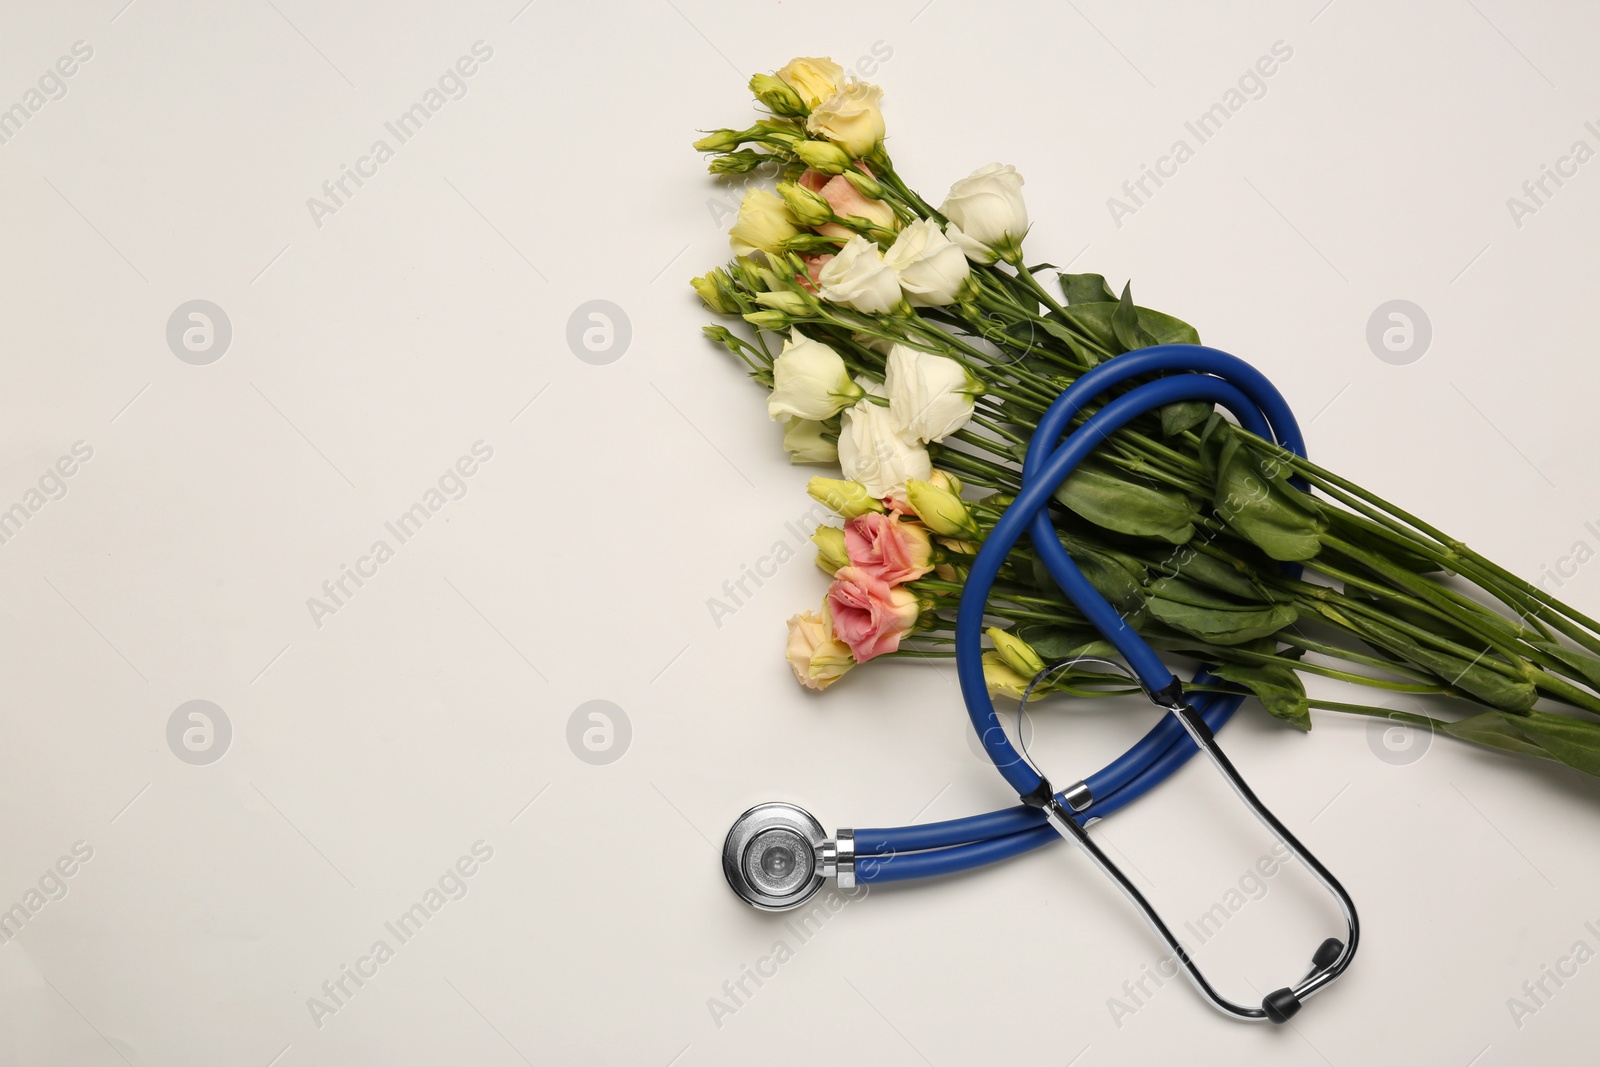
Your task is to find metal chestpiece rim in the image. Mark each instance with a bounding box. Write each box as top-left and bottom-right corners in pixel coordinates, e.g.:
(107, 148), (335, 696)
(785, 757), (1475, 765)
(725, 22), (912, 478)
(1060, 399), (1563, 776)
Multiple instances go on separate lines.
(722, 802), (849, 911)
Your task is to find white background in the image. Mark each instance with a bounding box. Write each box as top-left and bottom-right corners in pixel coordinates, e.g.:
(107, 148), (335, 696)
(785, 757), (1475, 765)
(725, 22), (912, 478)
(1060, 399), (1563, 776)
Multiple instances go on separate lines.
(2, 1), (1598, 1064)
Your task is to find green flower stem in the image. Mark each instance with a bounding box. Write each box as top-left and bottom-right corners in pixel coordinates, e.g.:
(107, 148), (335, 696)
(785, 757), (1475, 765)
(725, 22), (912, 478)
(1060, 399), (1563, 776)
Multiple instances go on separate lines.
(1275, 631), (1440, 684)
(1278, 447), (1600, 644)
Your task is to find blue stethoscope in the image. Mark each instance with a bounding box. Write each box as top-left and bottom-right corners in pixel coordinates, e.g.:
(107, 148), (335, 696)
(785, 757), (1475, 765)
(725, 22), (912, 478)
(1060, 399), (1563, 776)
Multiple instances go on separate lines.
(722, 346), (1359, 1023)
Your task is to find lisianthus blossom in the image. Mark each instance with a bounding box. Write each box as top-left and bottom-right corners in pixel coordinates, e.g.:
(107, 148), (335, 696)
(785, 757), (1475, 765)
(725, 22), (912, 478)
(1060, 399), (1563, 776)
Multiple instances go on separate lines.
(817, 235), (904, 315)
(827, 566), (919, 661)
(807, 80), (886, 157)
(884, 219), (974, 306)
(941, 163), (1028, 263)
(766, 331), (862, 421)
(843, 511), (934, 585)
(729, 188), (802, 257)
(785, 606), (855, 690)
(885, 344), (983, 443)
(837, 397), (930, 497)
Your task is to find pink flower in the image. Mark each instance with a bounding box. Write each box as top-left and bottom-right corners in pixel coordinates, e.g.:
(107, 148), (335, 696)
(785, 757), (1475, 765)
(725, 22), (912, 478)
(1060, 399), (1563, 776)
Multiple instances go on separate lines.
(798, 167), (897, 239)
(827, 566), (920, 662)
(814, 174), (898, 239)
(844, 512), (933, 585)
(798, 253), (834, 293)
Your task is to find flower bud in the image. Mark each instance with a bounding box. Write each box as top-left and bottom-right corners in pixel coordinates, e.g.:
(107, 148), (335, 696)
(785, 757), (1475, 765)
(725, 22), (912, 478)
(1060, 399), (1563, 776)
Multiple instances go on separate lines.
(708, 150), (766, 175)
(840, 167), (888, 202)
(807, 477), (885, 519)
(782, 233), (845, 254)
(929, 469), (963, 495)
(812, 526), (849, 575)
(693, 128), (747, 152)
(750, 73), (807, 116)
(755, 289), (813, 317)
(794, 139), (852, 175)
(982, 652), (1042, 702)
(987, 627), (1046, 680)
(691, 270), (737, 314)
(777, 181), (835, 227)
(743, 310), (791, 331)
(905, 478), (981, 539)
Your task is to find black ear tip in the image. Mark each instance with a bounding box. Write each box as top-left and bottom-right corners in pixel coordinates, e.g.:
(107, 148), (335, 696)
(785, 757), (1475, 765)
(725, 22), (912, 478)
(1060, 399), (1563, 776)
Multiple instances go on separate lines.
(1263, 987), (1302, 1024)
(1312, 937), (1344, 971)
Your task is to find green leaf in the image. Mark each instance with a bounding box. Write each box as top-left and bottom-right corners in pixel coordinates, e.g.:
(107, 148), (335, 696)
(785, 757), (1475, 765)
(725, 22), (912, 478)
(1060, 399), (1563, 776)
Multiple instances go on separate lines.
(1054, 463), (1198, 544)
(1498, 711), (1600, 777)
(1145, 592), (1299, 646)
(1211, 662), (1310, 730)
(1149, 548), (1278, 603)
(1112, 282), (1157, 352)
(1060, 273), (1117, 305)
(1112, 283), (1210, 435)
(1213, 433), (1325, 561)
(1529, 639), (1600, 694)
(1015, 625), (1102, 661)
(1161, 401), (1213, 437)
(1032, 537), (1146, 611)
(1132, 307), (1202, 347)
(1146, 576), (1255, 610)
(1440, 712), (1554, 761)
(1053, 303), (1121, 353)
(1318, 606), (1538, 712)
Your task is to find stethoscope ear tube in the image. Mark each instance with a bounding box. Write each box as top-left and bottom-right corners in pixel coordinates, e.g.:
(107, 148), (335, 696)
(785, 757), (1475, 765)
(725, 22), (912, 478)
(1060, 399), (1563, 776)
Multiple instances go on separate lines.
(955, 346), (1357, 1023)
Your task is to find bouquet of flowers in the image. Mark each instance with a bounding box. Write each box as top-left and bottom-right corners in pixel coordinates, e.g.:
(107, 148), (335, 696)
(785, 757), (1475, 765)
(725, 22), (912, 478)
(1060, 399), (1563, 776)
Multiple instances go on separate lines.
(689, 57), (1600, 778)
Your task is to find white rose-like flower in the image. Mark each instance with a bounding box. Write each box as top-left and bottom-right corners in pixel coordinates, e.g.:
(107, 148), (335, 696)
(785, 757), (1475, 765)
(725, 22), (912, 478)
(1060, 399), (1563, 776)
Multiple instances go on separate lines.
(776, 57), (846, 110)
(940, 163), (1028, 263)
(767, 331), (863, 421)
(885, 345), (982, 443)
(729, 188), (801, 257)
(884, 219), (974, 306)
(838, 398), (932, 497)
(817, 235), (904, 315)
(806, 81), (886, 157)
(781, 417), (838, 465)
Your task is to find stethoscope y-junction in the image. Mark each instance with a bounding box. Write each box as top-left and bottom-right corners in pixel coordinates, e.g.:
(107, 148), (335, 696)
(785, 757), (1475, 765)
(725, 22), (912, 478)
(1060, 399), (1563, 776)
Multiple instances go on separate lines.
(723, 345), (1359, 1023)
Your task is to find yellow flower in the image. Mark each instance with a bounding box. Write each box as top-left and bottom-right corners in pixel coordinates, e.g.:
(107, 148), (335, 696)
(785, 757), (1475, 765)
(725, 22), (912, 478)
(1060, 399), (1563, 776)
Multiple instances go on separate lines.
(807, 81), (885, 157)
(776, 57), (846, 110)
(729, 188), (801, 257)
(786, 607), (855, 690)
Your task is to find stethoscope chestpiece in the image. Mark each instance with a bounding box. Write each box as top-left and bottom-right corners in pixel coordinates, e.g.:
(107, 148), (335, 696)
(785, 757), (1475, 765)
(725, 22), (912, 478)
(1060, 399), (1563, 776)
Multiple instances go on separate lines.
(722, 802), (832, 911)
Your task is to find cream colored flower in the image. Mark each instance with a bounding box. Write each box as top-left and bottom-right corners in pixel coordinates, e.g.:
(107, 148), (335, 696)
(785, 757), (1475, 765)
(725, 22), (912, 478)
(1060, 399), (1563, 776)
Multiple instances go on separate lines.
(806, 81), (886, 157)
(729, 188), (801, 256)
(777, 57), (846, 109)
(786, 607), (855, 690)
(884, 219), (974, 306)
(941, 163), (1028, 263)
(885, 344), (982, 443)
(817, 235), (904, 315)
(838, 399), (931, 497)
(781, 417), (837, 465)
(767, 331), (861, 421)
